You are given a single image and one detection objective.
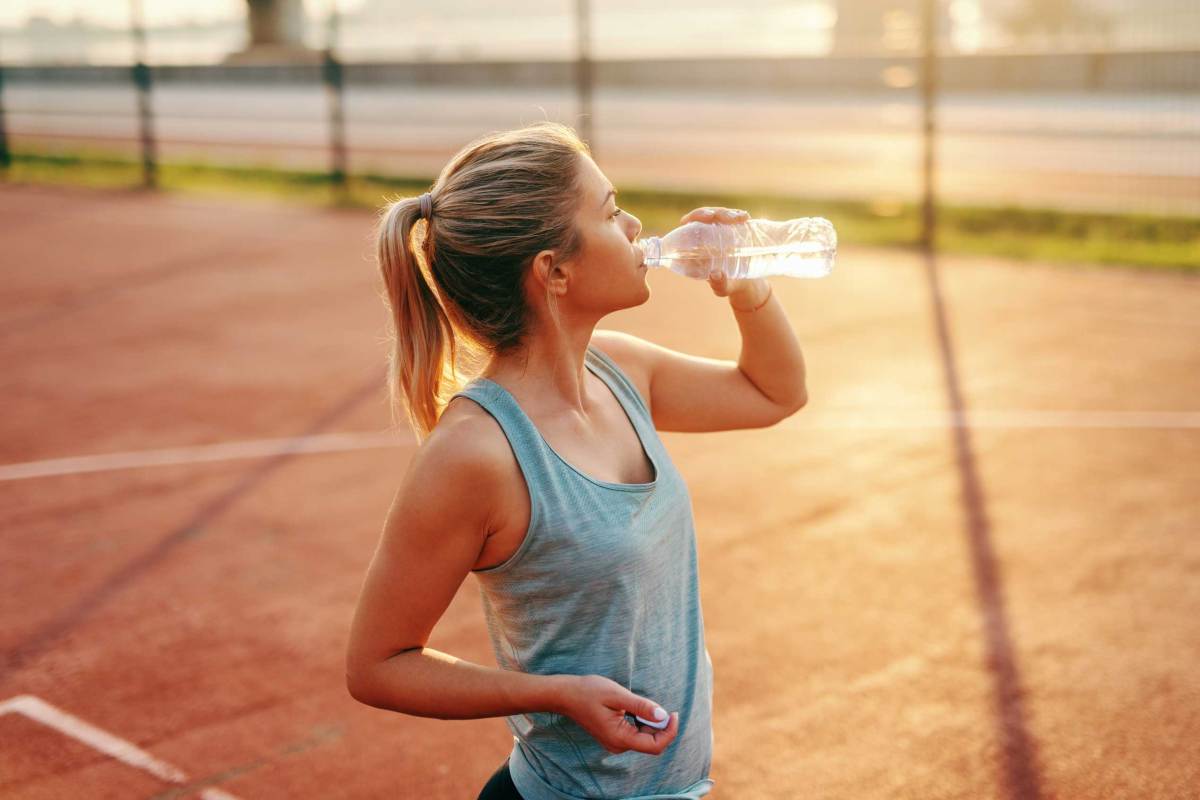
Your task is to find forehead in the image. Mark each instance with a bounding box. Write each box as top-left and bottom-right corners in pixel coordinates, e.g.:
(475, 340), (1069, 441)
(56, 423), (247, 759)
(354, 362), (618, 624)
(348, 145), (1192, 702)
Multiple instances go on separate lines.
(580, 155), (610, 191)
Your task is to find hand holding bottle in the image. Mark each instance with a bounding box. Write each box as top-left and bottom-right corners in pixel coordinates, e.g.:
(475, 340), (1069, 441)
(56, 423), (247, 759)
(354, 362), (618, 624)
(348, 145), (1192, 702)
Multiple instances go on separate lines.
(676, 206), (763, 299)
(636, 208), (837, 281)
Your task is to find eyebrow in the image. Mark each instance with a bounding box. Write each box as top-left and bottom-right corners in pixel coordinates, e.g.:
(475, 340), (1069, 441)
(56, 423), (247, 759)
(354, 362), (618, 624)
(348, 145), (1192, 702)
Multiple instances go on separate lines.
(599, 187), (617, 209)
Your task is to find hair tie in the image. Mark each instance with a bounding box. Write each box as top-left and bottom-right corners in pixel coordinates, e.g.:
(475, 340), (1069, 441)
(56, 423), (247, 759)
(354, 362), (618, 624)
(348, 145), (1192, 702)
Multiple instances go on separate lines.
(418, 192), (433, 221)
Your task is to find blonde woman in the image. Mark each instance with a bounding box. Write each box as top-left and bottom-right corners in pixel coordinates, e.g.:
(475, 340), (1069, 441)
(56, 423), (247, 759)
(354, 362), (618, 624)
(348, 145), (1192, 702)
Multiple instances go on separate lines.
(345, 122), (808, 799)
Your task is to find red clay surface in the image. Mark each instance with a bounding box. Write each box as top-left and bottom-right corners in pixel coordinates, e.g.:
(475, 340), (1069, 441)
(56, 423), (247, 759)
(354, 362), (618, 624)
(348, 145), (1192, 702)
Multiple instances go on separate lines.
(1, 183), (1198, 799)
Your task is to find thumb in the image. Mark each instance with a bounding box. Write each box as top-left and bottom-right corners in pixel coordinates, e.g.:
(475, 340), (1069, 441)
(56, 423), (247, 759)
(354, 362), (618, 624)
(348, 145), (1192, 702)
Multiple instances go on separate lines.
(632, 694), (669, 724)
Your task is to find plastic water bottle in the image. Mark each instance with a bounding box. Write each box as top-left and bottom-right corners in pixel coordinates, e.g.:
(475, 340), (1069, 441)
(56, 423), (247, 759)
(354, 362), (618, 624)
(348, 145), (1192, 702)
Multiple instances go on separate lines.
(636, 216), (837, 280)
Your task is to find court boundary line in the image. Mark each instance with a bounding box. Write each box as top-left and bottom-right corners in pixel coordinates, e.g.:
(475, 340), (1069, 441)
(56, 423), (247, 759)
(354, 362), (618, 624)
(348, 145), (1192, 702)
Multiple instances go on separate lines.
(1, 371), (384, 682)
(1, 409), (1195, 482)
(0, 694), (240, 800)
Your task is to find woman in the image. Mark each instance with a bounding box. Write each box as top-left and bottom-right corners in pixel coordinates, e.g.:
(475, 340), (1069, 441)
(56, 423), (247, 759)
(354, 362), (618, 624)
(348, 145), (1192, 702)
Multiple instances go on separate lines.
(345, 122), (808, 799)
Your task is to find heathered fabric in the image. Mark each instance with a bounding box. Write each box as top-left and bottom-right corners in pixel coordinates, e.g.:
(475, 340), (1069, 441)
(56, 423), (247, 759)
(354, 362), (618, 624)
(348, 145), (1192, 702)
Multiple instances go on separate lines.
(449, 344), (715, 800)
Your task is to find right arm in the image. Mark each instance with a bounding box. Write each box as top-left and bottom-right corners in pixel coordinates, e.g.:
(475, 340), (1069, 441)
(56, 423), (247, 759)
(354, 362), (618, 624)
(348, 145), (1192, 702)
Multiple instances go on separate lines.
(344, 421), (680, 755)
(344, 425), (567, 718)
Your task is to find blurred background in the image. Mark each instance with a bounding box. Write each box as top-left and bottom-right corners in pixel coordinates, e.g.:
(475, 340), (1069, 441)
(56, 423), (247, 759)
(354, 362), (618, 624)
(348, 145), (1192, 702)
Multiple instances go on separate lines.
(1, 0), (1197, 267)
(2, 4), (1199, 800)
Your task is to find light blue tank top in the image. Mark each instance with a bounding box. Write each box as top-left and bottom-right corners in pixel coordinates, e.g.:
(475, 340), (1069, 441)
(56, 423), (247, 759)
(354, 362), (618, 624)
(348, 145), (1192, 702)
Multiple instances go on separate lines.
(449, 344), (715, 800)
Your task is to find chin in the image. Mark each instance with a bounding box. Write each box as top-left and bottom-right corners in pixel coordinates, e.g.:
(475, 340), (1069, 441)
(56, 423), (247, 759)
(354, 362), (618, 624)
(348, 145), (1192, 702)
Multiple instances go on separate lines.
(616, 285), (650, 312)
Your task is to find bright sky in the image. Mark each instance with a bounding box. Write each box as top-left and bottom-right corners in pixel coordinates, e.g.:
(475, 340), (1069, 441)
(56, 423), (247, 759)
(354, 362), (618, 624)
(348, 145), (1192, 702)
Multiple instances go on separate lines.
(0, 1), (367, 28)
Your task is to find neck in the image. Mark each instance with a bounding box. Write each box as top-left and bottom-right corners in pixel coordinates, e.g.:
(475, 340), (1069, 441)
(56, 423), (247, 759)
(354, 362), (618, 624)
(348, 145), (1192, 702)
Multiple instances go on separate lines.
(484, 326), (599, 417)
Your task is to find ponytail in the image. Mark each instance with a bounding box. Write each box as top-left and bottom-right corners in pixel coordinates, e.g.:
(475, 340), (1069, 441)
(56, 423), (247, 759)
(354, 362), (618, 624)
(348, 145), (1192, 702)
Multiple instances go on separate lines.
(375, 195), (461, 443)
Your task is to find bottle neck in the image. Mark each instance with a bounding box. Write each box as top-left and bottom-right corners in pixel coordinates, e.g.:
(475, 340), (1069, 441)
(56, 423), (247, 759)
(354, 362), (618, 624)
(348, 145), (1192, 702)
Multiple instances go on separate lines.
(639, 236), (662, 268)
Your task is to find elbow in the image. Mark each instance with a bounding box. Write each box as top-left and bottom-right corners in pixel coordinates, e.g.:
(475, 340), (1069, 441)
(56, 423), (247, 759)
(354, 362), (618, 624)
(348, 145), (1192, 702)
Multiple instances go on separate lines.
(345, 647), (422, 710)
(760, 392), (806, 429)
(345, 657), (386, 708)
(346, 672), (394, 711)
(345, 669), (373, 706)
(780, 388), (808, 417)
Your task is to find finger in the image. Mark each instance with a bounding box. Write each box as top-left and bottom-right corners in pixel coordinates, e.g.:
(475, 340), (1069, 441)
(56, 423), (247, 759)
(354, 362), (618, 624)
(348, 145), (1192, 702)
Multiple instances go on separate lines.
(633, 709), (677, 737)
(681, 208), (749, 224)
(681, 207), (740, 221)
(631, 712), (680, 754)
(623, 695), (668, 726)
(635, 709), (679, 734)
(617, 697), (668, 734)
(679, 207), (716, 223)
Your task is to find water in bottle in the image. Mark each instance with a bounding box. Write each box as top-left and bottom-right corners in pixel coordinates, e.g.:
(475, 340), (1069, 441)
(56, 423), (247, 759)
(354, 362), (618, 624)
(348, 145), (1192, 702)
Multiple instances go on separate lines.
(636, 216), (837, 280)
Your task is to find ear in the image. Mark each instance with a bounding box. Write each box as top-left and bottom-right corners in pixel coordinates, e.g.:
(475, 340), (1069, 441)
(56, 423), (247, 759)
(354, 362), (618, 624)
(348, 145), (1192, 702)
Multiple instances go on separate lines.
(531, 248), (571, 299)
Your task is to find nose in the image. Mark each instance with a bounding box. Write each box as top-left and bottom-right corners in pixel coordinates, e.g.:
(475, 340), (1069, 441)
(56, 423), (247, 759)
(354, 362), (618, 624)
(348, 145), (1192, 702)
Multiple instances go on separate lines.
(626, 213), (642, 240)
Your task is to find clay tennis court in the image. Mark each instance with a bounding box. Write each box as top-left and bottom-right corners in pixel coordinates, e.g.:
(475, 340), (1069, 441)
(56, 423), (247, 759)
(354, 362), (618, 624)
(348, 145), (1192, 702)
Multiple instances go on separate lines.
(1, 183), (1197, 799)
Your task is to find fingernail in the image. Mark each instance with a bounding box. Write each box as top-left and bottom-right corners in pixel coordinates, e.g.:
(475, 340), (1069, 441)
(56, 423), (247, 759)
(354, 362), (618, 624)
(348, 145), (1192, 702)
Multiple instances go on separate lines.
(653, 706), (667, 721)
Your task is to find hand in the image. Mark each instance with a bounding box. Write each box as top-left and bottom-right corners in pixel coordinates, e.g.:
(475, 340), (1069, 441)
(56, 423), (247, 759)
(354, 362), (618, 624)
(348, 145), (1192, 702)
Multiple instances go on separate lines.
(678, 207), (763, 300)
(558, 674), (680, 756)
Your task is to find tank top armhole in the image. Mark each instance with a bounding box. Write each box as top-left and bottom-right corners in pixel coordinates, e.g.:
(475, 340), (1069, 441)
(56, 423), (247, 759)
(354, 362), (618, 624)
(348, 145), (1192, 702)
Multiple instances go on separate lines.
(449, 389), (544, 576)
(585, 344), (652, 419)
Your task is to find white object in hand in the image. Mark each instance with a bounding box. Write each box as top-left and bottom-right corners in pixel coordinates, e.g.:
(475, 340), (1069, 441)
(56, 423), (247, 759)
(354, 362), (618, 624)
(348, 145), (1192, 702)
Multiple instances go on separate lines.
(634, 707), (671, 730)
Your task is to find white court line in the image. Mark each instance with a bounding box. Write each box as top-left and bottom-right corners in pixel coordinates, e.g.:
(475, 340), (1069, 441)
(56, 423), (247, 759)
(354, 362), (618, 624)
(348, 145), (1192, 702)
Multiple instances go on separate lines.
(778, 409), (1200, 430)
(0, 694), (241, 800)
(0, 430), (404, 482)
(1, 410), (1198, 483)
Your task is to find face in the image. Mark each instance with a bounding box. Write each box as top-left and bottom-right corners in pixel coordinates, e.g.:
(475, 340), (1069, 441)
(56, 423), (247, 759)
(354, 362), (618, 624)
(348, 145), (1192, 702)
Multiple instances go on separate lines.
(532, 154), (648, 319)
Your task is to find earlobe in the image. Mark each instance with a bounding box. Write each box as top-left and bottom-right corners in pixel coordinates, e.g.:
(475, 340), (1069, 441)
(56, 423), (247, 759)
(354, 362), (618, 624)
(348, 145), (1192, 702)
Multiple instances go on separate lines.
(548, 267), (571, 298)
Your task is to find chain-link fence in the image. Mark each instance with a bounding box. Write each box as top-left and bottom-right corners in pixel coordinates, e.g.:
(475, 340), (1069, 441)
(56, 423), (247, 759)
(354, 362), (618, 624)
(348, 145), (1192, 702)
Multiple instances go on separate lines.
(1, 1), (1197, 242)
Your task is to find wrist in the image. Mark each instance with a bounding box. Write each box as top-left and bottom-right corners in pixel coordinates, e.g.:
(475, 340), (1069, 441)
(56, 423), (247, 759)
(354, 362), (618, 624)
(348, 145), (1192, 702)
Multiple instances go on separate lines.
(546, 674), (578, 715)
(729, 279), (771, 312)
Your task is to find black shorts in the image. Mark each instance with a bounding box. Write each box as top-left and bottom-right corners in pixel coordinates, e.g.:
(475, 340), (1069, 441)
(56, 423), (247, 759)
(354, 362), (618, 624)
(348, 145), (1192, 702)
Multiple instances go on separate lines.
(477, 758), (526, 800)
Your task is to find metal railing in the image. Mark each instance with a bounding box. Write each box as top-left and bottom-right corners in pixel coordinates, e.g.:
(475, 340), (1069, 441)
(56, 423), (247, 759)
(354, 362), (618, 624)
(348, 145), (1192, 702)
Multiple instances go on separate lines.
(1, 4), (1197, 232)
(0, 0), (946, 247)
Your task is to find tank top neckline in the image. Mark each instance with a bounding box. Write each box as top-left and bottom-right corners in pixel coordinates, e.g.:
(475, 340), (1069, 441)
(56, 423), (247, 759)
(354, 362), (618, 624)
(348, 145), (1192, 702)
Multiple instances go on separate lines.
(470, 347), (660, 494)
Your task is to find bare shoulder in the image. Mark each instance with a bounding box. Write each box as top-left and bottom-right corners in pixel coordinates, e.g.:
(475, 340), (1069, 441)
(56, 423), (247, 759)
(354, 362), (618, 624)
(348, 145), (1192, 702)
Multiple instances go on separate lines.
(410, 395), (522, 530)
(425, 395), (514, 480)
(590, 327), (805, 433)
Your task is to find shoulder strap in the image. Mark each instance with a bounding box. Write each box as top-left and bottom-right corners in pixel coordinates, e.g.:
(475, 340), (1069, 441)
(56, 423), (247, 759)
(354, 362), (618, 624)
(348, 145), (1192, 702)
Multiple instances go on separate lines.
(585, 344), (652, 421)
(448, 379), (555, 492)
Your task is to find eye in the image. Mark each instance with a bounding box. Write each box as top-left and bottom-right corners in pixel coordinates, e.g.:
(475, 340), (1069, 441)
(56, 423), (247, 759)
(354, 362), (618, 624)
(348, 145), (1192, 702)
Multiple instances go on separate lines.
(611, 207), (624, 218)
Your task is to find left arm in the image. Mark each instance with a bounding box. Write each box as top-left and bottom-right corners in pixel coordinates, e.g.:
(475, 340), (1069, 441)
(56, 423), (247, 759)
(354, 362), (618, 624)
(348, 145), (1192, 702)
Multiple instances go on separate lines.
(723, 277), (808, 411)
(593, 209), (807, 433)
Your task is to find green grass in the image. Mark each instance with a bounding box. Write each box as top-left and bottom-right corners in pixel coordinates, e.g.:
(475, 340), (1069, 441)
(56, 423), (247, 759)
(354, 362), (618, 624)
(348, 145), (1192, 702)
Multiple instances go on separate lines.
(5, 148), (1198, 273)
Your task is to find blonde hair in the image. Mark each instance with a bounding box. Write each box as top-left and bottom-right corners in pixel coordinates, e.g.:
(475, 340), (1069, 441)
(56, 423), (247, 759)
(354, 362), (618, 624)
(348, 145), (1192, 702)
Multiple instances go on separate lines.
(374, 121), (591, 442)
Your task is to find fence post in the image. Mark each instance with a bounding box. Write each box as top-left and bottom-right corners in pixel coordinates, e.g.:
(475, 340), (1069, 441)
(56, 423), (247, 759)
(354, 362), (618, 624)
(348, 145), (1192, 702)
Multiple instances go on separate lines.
(574, 0), (594, 154)
(919, 0), (939, 253)
(130, 0), (157, 189)
(0, 54), (10, 171)
(323, 1), (348, 202)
